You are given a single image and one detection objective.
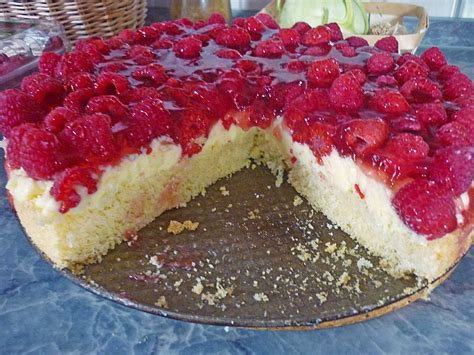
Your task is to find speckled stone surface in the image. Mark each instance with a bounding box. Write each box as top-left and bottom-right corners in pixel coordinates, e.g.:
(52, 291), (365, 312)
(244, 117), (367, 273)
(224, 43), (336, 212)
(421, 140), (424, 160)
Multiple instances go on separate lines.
(0, 15), (473, 355)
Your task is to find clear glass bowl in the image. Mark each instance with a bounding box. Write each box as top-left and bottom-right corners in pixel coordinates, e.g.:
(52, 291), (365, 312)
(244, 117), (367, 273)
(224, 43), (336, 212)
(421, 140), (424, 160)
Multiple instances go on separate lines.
(0, 19), (68, 88)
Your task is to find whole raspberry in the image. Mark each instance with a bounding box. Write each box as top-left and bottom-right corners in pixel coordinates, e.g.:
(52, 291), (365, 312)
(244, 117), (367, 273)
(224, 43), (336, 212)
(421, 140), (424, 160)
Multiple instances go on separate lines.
(106, 37), (125, 50)
(127, 98), (173, 148)
(137, 25), (162, 41)
(118, 29), (141, 44)
(437, 121), (474, 146)
(384, 133), (429, 160)
(329, 74), (364, 112)
(55, 51), (94, 79)
(85, 95), (129, 123)
(326, 23), (343, 41)
(157, 21), (184, 35)
(287, 60), (307, 73)
(277, 29), (301, 48)
(95, 72), (129, 96)
(232, 17), (246, 28)
(0, 89), (43, 137)
(430, 147), (474, 195)
(346, 36), (369, 48)
(194, 20), (207, 29)
(303, 44), (331, 56)
(120, 87), (162, 105)
(208, 13), (226, 25)
(174, 37), (203, 59)
(203, 23), (227, 40)
(307, 58), (340, 88)
(396, 53), (428, 70)
(301, 26), (331, 47)
(63, 88), (96, 112)
(452, 106), (474, 130)
(294, 121), (336, 161)
(65, 73), (95, 92)
(245, 17), (265, 33)
(215, 49), (242, 59)
(254, 39), (285, 58)
(291, 22), (311, 35)
(438, 64), (460, 82)
(215, 27), (251, 51)
(367, 52), (395, 75)
(131, 63), (168, 85)
(335, 43), (357, 57)
(172, 108), (213, 156)
(370, 89), (410, 115)
(267, 81), (305, 112)
(255, 13), (280, 29)
(400, 77), (442, 103)
(454, 96), (474, 110)
(443, 73), (473, 100)
(43, 107), (79, 133)
(248, 98), (275, 129)
(394, 60), (429, 84)
(376, 75), (398, 87)
(374, 36), (398, 53)
(415, 103), (447, 126)
(336, 118), (389, 156)
(126, 45), (156, 65)
(421, 47), (447, 71)
(21, 73), (65, 107)
(38, 52), (61, 76)
(175, 18), (194, 27)
(100, 62), (128, 73)
(137, 26), (163, 42)
(75, 38), (109, 63)
(18, 127), (66, 179)
(392, 179), (457, 239)
(60, 113), (117, 163)
(6, 124), (36, 169)
(51, 166), (99, 213)
(151, 39), (173, 49)
(345, 68), (367, 85)
(389, 114), (423, 133)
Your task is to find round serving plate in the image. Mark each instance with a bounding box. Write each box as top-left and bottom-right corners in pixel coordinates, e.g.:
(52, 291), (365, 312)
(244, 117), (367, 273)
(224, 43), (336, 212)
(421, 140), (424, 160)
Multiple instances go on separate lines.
(24, 166), (462, 329)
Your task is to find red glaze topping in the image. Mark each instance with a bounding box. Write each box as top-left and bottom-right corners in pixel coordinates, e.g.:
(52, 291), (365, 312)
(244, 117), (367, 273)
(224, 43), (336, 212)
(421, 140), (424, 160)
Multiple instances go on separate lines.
(0, 15), (473, 239)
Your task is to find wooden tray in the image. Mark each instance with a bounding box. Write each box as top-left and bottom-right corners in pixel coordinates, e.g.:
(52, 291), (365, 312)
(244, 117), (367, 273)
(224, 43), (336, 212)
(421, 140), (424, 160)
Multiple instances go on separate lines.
(24, 166), (461, 329)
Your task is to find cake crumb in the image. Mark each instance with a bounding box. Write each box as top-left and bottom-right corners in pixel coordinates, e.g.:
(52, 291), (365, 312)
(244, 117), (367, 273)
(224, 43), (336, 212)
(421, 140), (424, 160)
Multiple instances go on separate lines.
(357, 258), (374, 272)
(336, 272), (351, 287)
(293, 195), (303, 207)
(219, 185), (230, 196)
(155, 296), (168, 308)
(183, 220), (199, 231)
(324, 242), (337, 254)
(316, 292), (328, 305)
(167, 220), (199, 235)
(192, 278), (204, 295)
(167, 220), (185, 235)
(253, 292), (269, 302)
(372, 280), (383, 288)
(248, 209), (260, 220)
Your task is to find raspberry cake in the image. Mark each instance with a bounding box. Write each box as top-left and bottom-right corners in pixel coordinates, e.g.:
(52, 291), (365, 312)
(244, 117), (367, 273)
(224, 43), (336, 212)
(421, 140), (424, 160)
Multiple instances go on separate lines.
(1, 14), (472, 281)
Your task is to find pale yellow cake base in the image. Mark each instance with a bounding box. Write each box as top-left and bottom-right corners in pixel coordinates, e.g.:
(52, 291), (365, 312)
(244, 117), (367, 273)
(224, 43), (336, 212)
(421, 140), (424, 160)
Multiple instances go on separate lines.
(7, 121), (472, 280)
(11, 124), (256, 269)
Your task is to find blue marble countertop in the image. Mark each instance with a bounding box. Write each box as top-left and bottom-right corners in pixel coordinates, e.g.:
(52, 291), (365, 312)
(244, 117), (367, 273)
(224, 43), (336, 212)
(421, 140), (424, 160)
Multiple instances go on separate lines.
(0, 15), (473, 355)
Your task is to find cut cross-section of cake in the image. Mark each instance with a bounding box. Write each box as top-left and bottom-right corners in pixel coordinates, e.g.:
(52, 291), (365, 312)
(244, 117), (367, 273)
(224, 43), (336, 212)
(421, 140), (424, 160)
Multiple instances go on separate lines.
(1, 14), (472, 281)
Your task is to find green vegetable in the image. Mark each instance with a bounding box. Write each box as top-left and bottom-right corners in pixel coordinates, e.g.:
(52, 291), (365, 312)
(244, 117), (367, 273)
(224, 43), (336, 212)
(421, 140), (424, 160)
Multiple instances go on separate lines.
(277, 0), (369, 35)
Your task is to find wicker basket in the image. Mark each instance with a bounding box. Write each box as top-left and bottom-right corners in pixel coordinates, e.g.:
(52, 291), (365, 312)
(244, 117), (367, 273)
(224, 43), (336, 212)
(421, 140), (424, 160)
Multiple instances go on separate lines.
(0, 0), (147, 44)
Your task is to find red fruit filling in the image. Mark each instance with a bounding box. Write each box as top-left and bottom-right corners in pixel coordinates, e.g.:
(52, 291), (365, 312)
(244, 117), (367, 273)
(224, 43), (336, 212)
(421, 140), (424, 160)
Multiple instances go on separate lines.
(1, 15), (472, 240)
